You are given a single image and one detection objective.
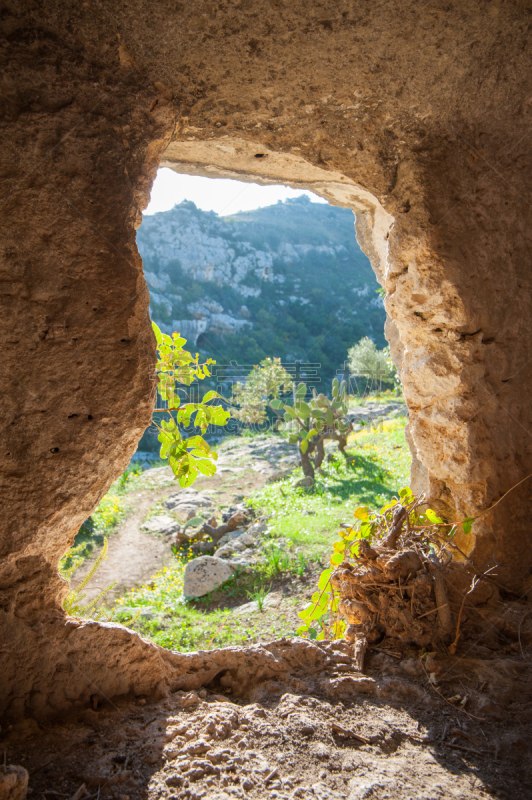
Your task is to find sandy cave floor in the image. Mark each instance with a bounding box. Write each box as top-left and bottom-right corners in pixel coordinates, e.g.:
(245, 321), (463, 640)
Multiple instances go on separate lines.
(4, 644), (532, 800)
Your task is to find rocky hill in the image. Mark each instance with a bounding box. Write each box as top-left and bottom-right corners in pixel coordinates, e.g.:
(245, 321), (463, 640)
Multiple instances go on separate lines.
(137, 195), (385, 383)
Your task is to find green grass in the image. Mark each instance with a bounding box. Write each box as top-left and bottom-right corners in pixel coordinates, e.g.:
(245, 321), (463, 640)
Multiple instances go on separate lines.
(245, 416), (410, 559)
(59, 464), (144, 579)
(348, 389), (405, 407)
(108, 417), (411, 651)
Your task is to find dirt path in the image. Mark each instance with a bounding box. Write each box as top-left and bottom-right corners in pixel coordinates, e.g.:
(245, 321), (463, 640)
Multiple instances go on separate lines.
(71, 435), (297, 602)
(72, 491), (174, 602)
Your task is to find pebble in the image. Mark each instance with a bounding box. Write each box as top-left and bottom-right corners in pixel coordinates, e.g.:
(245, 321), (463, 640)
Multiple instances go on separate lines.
(0, 766), (29, 800)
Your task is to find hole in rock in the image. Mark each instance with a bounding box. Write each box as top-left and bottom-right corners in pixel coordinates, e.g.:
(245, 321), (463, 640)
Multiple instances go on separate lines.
(61, 167), (407, 658)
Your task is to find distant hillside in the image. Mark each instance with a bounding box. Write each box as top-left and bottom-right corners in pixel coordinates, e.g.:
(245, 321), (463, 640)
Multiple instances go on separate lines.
(137, 196), (385, 385)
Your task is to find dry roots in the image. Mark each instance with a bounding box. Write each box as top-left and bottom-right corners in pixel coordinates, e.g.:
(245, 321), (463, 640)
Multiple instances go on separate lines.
(331, 499), (460, 670)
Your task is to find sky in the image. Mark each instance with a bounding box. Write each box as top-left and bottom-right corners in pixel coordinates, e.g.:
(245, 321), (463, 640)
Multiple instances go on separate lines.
(144, 167), (328, 216)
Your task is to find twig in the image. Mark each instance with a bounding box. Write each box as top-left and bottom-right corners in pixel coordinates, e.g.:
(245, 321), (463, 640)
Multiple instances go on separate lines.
(369, 647), (401, 659)
(449, 567), (496, 655)
(331, 722), (371, 744)
(421, 662), (486, 721)
(206, 620), (227, 650)
(518, 610), (532, 659)
(446, 742), (487, 757)
(428, 555), (453, 634)
(416, 603), (449, 620)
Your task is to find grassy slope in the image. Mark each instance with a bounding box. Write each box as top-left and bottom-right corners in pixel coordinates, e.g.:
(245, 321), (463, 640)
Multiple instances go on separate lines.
(110, 418), (410, 651)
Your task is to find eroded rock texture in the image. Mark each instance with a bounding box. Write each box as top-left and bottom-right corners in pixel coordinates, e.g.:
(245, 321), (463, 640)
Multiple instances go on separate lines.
(1, 0), (531, 717)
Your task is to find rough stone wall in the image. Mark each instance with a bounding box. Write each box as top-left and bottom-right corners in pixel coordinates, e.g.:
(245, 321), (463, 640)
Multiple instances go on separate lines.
(1, 0), (531, 717)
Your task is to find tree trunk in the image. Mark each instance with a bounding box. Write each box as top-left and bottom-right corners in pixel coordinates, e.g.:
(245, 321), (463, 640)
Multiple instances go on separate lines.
(300, 447), (315, 479)
(313, 439), (325, 470)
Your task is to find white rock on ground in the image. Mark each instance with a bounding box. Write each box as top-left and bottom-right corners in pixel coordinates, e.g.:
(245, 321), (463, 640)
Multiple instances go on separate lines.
(141, 514), (177, 532)
(183, 556), (235, 598)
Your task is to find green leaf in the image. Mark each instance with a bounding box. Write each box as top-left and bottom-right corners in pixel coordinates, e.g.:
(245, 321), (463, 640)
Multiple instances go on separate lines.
(185, 435), (209, 451)
(308, 628), (318, 640)
(270, 398), (284, 410)
(332, 377), (339, 397)
(152, 321), (163, 346)
(182, 516), (204, 533)
(298, 603), (314, 621)
(462, 517), (475, 534)
(398, 487), (413, 499)
(426, 509), (443, 525)
(296, 624), (309, 637)
(318, 569), (332, 591)
(300, 439), (308, 454)
(195, 459), (217, 477)
(330, 552), (343, 566)
(201, 390), (220, 403)
(296, 382), (307, 398)
(178, 466), (198, 488)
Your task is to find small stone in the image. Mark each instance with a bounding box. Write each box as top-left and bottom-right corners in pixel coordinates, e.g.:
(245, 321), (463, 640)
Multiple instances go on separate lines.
(295, 476), (314, 488)
(312, 783), (338, 800)
(246, 520), (268, 537)
(312, 743), (331, 761)
(184, 739), (211, 755)
(165, 774), (184, 788)
(0, 767), (28, 800)
(142, 514), (179, 533)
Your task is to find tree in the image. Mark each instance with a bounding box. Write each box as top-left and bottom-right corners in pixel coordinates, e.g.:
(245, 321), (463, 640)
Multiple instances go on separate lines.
(347, 336), (396, 391)
(231, 357), (293, 424)
(152, 322), (230, 486)
(271, 379), (353, 481)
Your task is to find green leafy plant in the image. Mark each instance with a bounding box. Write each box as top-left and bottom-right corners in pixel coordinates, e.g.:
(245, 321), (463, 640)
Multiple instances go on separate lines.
(295, 487), (477, 643)
(246, 582), (270, 611)
(294, 552), (309, 578)
(231, 357), (293, 424)
(152, 322), (230, 486)
(116, 463), (143, 493)
(271, 378), (353, 481)
(263, 543), (292, 576)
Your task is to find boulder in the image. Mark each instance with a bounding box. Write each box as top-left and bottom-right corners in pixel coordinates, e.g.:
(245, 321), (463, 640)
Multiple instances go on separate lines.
(295, 476), (314, 488)
(183, 557), (235, 598)
(172, 504), (205, 522)
(142, 514), (179, 533)
(165, 490), (214, 512)
(216, 528), (248, 547)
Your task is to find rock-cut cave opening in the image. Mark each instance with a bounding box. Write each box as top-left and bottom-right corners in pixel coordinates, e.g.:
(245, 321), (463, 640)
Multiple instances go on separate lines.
(61, 166), (409, 625)
(2, 6), (532, 795)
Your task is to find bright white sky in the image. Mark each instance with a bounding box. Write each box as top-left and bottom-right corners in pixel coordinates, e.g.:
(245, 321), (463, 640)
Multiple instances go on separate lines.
(144, 167), (328, 216)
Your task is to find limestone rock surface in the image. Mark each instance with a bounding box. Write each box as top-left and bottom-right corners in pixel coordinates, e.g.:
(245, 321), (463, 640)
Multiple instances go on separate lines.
(1, 0), (532, 719)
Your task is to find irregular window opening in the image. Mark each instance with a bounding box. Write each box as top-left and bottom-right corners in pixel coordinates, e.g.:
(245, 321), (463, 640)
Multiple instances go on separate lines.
(61, 169), (409, 654)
